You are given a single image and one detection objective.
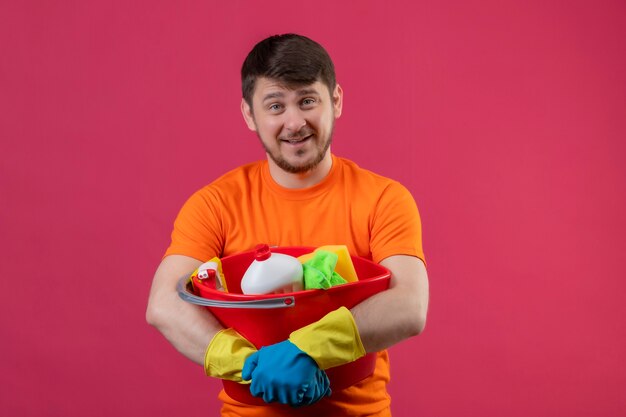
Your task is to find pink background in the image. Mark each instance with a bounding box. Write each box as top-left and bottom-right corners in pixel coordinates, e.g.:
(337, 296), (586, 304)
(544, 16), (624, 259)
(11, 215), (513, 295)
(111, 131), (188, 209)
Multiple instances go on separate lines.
(1, 1), (625, 416)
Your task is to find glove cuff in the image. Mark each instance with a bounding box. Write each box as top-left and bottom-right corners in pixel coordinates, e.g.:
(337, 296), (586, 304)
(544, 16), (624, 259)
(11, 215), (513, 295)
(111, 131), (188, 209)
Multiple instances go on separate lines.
(289, 306), (366, 370)
(205, 328), (256, 383)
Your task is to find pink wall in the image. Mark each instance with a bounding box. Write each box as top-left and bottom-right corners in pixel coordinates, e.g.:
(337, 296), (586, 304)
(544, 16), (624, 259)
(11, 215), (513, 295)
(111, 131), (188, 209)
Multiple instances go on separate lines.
(1, 1), (625, 416)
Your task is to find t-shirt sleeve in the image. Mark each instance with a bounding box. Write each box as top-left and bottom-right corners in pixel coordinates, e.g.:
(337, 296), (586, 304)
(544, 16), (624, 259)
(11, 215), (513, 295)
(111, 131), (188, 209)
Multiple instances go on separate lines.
(369, 181), (426, 266)
(163, 187), (224, 261)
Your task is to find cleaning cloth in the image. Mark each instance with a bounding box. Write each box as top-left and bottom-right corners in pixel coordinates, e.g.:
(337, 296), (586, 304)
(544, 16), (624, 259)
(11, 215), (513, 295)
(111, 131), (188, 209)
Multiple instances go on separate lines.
(298, 245), (359, 282)
(302, 250), (348, 290)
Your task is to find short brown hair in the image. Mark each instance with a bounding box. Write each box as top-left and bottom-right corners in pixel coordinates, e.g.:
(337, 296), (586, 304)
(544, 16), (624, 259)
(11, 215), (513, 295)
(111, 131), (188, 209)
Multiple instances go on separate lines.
(241, 34), (337, 106)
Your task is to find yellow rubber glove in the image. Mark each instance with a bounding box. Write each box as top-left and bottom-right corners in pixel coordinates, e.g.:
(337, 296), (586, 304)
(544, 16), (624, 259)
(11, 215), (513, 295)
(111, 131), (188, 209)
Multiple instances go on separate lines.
(288, 307), (366, 370)
(205, 328), (257, 383)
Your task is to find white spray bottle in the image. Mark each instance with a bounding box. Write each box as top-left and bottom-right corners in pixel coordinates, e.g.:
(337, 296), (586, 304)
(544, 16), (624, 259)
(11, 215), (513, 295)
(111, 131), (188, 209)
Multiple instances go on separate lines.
(240, 244), (303, 294)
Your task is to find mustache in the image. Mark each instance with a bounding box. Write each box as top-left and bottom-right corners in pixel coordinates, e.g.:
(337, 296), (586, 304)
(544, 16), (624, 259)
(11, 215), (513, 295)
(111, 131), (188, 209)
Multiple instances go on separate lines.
(279, 127), (315, 141)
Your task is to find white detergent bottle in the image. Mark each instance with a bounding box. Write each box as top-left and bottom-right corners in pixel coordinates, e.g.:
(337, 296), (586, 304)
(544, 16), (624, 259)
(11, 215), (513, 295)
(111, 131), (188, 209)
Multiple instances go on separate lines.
(240, 244), (304, 294)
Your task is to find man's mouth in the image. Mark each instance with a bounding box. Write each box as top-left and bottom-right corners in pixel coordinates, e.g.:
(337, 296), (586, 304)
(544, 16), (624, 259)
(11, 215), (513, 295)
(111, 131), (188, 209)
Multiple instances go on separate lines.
(281, 134), (313, 144)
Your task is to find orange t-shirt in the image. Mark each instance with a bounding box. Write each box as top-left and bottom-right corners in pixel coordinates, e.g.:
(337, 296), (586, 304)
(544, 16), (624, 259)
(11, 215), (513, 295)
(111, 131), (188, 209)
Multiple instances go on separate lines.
(165, 155), (425, 416)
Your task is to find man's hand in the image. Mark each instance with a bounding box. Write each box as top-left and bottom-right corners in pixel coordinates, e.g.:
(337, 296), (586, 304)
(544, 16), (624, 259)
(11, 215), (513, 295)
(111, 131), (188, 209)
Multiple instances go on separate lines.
(242, 340), (331, 407)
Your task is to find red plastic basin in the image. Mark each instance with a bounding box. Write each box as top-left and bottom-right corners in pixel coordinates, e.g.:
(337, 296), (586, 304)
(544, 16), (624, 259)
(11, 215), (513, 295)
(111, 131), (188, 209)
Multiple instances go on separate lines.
(190, 246), (391, 405)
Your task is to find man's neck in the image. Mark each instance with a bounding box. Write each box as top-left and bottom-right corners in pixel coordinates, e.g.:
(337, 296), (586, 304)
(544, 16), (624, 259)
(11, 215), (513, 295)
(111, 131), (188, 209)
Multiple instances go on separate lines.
(267, 152), (333, 189)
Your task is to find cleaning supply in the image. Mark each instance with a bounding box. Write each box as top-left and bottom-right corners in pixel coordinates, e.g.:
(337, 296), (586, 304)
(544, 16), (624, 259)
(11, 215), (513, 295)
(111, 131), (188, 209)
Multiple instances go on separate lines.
(302, 250), (348, 290)
(205, 328), (257, 383)
(240, 244), (304, 294)
(191, 257), (228, 292)
(297, 245), (359, 283)
(242, 340), (331, 406)
(196, 257), (227, 291)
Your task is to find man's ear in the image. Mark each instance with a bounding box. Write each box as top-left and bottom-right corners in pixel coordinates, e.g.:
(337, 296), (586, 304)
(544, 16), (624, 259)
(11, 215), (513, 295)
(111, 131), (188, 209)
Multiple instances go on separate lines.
(241, 98), (257, 131)
(333, 84), (343, 119)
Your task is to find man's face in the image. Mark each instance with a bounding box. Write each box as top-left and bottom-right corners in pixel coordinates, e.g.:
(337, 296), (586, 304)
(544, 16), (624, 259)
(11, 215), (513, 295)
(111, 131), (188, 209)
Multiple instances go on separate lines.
(241, 78), (343, 174)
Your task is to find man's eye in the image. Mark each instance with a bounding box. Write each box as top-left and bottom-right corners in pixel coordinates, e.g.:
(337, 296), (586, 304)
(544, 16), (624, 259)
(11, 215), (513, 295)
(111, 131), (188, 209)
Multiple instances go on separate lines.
(269, 104), (283, 111)
(302, 98), (316, 106)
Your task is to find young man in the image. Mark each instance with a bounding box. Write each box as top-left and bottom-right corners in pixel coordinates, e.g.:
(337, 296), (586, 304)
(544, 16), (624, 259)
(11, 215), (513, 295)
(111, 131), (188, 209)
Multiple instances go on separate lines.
(146, 34), (429, 416)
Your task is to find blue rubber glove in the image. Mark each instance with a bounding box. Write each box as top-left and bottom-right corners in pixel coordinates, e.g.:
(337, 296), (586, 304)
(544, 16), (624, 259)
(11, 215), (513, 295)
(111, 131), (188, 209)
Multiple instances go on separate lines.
(242, 340), (331, 407)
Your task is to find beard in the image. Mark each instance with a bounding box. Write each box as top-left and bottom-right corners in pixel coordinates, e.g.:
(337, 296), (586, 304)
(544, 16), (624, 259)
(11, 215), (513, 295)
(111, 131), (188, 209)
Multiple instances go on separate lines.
(258, 124), (334, 174)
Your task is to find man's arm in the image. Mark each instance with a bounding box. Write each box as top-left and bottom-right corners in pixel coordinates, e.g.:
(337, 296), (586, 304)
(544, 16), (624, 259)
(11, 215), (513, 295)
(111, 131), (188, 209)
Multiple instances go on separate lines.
(351, 254), (429, 353)
(146, 254), (224, 365)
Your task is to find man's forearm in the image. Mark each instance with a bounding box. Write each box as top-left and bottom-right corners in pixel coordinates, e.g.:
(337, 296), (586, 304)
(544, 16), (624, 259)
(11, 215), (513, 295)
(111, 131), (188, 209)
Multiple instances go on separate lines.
(351, 255), (429, 353)
(146, 255), (224, 365)
(148, 295), (223, 365)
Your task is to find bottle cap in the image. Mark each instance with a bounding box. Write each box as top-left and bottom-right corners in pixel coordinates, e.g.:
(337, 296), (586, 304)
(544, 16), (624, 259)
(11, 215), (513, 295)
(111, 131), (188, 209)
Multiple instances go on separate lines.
(254, 243), (271, 261)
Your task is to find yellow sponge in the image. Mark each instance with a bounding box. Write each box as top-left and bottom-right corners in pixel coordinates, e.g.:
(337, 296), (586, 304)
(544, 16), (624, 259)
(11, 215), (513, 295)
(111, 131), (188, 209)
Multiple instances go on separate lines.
(297, 252), (314, 264)
(297, 245), (359, 282)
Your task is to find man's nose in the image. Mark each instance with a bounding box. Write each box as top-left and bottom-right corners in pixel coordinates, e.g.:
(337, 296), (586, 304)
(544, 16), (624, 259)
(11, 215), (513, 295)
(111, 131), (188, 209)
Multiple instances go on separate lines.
(284, 107), (306, 132)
